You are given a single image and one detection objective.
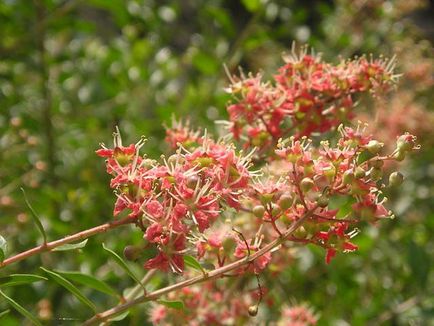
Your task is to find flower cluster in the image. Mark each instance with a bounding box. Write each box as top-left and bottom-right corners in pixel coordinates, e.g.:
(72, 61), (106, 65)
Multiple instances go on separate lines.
(225, 46), (397, 152)
(148, 281), (264, 325)
(97, 130), (256, 273)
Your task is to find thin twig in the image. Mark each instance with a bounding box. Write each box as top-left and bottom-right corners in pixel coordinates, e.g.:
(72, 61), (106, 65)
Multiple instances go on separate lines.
(0, 217), (135, 269)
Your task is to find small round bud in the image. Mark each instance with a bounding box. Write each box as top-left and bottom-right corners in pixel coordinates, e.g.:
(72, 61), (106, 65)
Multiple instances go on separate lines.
(300, 177), (314, 193)
(317, 195), (329, 208)
(393, 150), (406, 161)
(294, 226), (307, 238)
(397, 134), (416, 152)
(343, 170), (354, 185)
(278, 194), (293, 210)
(366, 140), (384, 154)
(271, 203), (281, 216)
(354, 167), (365, 179)
(248, 305), (258, 317)
(370, 167), (383, 181)
(252, 205), (265, 218)
(123, 245), (142, 261)
(389, 171), (404, 187)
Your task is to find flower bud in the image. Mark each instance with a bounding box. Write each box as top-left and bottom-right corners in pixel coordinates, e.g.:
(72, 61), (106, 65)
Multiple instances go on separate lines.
(317, 195), (329, 208)
(343, 170), (354, 185)
(252, 205), (265, 218)
(300, 177), (314, 193)
(354, 167), (365, 179)
(389, 171), (404, 187)
(123, 245), (142, 261)
(271, 203), (281, 216)
(278, 194), (293, 210)
(393, 150), (406, 161)
(366, 140), (383, 154)
(397, 133), (416, 152)
(370, 167), (383, 181)
(248, 305), (258, 317)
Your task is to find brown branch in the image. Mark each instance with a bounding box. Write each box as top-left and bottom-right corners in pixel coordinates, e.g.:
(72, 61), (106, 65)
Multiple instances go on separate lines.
(82, 206), (318, 325)
(0, 217), (135, 269)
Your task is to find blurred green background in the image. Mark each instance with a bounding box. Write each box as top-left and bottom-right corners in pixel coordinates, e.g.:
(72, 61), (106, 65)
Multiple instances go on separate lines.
(1, 0), (433, 325)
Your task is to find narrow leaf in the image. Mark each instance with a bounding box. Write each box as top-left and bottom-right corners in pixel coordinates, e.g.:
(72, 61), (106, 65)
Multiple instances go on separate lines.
(102, 243), (145, 290)
(0, 309), (10, 319)
(0, 236), (7, 262)
(0, 289), (42, 326)
(40, 267), (96, 312)
(0, 274), (47, 287)
(183, 255), (203, 271)
(52, 239), (88, 252)
(21, 188), (47, 243)
(157, 300), (184, 310)
(107, 310), (130, 322)
(55, 270), (119, 298)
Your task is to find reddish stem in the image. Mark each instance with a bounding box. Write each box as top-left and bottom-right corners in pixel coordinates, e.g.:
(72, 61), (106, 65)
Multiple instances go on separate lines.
(0, 217), (135, 269)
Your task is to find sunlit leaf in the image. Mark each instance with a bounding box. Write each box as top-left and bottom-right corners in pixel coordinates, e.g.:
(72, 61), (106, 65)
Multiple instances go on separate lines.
(0, 289), (42, 326)
(52, 239), (88, 251)
(21, 188), (47, 243)
(183, 255), (202, 271)
(40, 267), (96, 312)
(157, 300), (184, 310)
(54, 270), (119, 298)
(0, 274), (47, 287)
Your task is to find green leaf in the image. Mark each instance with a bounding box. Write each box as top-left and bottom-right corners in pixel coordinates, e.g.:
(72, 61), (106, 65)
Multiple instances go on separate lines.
(0, 274), (47, 287)
(0, 289), (42, 326)
(102, 243), (145, 290)
(21, 188), (47, 243)
(40, 267), (96, 312)
(107, 310), (130, 322)
(183, 255), (203, 271)
(54, 270), (119, 298)
(157, 300), (184, 310)
(0, 236), (7, 262)
(0, 309), (10, 319)
(52, 239), (88, 251)
(241, 0), (261, 12)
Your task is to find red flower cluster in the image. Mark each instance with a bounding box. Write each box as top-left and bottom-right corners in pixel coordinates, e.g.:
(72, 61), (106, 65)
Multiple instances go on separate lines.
(97, 131), (255, 273)
(225, 47), (396, 151)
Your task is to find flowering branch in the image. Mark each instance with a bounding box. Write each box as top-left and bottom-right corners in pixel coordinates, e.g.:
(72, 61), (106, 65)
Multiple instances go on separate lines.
(0, 217), (134, 269)
(83, 206), (317, 326)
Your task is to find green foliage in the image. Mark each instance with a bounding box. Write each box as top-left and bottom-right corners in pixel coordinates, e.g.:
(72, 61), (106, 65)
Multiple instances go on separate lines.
(0, 0), (432, 324)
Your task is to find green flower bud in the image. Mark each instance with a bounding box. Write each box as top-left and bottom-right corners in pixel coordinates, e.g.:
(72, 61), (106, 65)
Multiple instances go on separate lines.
(300, 177), (314, 193)
(248, 305), (258, 317)
(252, 205), (265, 218)
(278, 194), (293, 210)
(366, 140), (384, 154)
(354, 167), (365, 179)
(123, 245), (142, 261)
(389, 171), (404, 187)
(370, 167), (383, 181)
(271, 203), (281, 216)
(317, 195), (329, 208)
(393, 150), (406, 161)
(343, 170), (354, 185)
